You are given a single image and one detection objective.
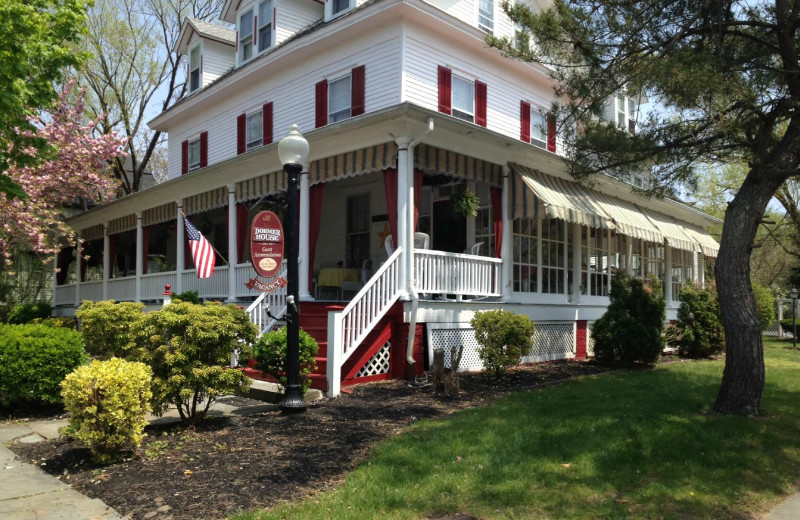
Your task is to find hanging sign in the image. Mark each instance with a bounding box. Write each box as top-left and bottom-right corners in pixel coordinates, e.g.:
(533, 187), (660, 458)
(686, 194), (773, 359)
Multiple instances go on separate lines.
(244, 276), (287, 292)
(250, 211), (284, 279)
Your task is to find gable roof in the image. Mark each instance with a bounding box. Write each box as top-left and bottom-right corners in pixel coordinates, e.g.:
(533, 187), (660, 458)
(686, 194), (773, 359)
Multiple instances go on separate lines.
(175, 18), (235, 55)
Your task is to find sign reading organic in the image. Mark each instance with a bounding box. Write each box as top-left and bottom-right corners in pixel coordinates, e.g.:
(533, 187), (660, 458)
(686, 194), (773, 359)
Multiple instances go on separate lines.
(250, 211), (284, 279)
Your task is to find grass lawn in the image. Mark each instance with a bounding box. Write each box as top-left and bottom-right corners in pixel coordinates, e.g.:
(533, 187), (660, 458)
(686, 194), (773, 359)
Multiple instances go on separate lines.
(235, 339), (800, 519)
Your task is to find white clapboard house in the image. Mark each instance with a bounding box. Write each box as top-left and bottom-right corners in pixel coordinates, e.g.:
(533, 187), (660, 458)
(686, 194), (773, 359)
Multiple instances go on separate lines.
(55, 0), (721, 396)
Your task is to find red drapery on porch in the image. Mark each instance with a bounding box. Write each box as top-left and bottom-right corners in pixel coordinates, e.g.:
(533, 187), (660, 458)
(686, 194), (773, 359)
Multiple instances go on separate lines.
(56, 247), (72, 285)
(308, 183), (325, 289)
(383, 168), (424, 248)
(491, 186), (502, 258)
(414, 168), (423, 232)
(141, 226), (151, 274)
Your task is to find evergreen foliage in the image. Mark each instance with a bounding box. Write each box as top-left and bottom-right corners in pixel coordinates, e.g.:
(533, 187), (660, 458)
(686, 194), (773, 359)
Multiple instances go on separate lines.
(470, 309), (536, 377)
(666, 283), (725, 359)
(76, 300), (146, 359)
(253, 327), (319, 392)
(7, 302), (51, 324)
(752, 282), (776, 330)
(592, 275), (665, 366)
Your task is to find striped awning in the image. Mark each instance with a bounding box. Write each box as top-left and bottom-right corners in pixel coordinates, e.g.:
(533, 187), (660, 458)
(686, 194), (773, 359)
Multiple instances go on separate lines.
(143, 202), (178, 226)
(682, 225), (720, 258)
(593, 191), (663, 244)
(414, 143), (503, 186)
(108, 214), (136, 234)
(81, 224), (105, 242)
(511, 164), (613, 229)
(184, 187), (228, 215)
(637, 206), (698, 252)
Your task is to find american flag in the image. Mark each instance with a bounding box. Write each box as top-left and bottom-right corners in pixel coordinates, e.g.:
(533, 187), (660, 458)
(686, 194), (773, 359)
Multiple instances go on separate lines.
(184, 218), (216, 278)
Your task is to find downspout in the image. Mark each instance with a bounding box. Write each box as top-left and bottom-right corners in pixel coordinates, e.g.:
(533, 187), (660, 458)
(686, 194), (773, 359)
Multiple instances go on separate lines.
(406, 117), (434, 368)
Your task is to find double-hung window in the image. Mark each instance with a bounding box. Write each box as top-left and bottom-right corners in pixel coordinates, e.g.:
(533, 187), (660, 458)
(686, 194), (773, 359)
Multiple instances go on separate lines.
(189, 46), (200, 93)
(452, 75), (475, 123)
(478, 0), (494, 34)
(530, 110), (547, 149)
(615, 94), (637, 133)
(258, 0), (273, 53)
(188, 138), (201, 171)
(328, 75), (351, 124)
(246, 110), (263, 151)
(332, 0), (351, 16)
(239, 9), (254, 63)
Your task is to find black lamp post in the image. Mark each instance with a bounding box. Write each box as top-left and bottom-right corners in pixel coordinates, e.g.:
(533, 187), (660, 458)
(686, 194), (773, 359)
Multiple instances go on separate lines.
(277, 124), (309, 412)
(791, 287), (798, 350)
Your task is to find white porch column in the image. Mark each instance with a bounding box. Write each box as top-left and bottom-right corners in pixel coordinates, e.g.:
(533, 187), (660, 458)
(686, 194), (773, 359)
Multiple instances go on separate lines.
(572, 223), (582, 301)
(135, 212), (143, 302)
(536, 218), (542, 293)
(625, 236), (634, 276)
(176, 202), (184, 294)
(74, 231), (82, 307)
(501, 168), (513, 300)
(102, 222), (109, 300)
(607, 228), (613, 295)
(227, 184), (237, 302)
(395, 136), (411, 299)
(299, 171), (311, 300)
(778, 301), (785, 339)
(698, 252), (705, 285)
(664, 244), (673, 303)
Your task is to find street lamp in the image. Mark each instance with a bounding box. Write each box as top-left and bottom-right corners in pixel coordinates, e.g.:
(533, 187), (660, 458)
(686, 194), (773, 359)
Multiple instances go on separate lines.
(277, 124), (309, 412)
(791, 287), (798, 350)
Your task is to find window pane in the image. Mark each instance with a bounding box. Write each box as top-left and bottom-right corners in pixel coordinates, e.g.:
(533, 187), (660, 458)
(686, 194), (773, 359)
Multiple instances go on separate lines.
(452, 76), (474, 116)
(478, 0), (493, 33)
(190, 47), (200, 69)
(190, 70), (200, 92)
(334, 0), (349, 14)
(240, 10), (253, 38)
(329, 75), (351, 123)
(531, 111), (546, 147)
(246, 111), (262, 149)
(258, 1), (272, 52)
(188, 140), (201, 169)
(259, 0), (272, 23)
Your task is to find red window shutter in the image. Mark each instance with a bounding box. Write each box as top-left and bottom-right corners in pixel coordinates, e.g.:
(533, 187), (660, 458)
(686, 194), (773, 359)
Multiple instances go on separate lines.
(315, 80), (328, 128)
(253, 16), (257, 47)
(235, 30), (238, 52)
(199, 131), (208, 167)
(437, 66), (452, 115)
(200, 55), (203, 75)
(181, 140), (188, 175)
(520, 101), (531, 142)
(547, 113), (557, 152)
(237, 113), (246, 155)
(475, 80), (487, 127)
(351, 65), (365, 117)
(262, 102), (273, 145)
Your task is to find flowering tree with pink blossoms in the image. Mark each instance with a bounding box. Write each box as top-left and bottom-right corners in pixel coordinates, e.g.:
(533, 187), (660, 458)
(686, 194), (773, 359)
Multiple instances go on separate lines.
(1, 84), (127, 272)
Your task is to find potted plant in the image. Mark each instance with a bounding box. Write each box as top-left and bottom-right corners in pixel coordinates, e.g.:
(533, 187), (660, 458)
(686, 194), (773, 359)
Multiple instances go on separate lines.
(450, 186), (480, 217)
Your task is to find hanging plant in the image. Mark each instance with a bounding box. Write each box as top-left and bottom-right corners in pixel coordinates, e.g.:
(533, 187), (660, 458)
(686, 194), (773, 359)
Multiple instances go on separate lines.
(450, 186), (480, 217)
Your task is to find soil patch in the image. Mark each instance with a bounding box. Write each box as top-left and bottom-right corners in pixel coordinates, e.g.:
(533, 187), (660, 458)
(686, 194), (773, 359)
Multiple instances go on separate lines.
(8, 360), (608, 520)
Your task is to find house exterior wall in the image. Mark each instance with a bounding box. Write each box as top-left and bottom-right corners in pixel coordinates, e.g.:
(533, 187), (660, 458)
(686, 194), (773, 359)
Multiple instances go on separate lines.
(276, 0), (322, 44)
(202, 40), (235, 87)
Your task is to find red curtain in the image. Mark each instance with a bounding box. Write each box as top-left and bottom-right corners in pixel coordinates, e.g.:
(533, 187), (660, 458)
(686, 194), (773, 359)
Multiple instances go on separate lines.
(237, 203), (249, 262)
(141, 226), (151, 274)
(56, 247), (72, 285)
(491, 187), (502, 258)
(307, 183), (325, 288)
(383, 168), (398, 246)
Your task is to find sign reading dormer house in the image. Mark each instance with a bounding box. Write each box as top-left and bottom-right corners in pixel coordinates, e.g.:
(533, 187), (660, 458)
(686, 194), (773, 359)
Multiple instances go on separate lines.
(245, 210), (287, 292)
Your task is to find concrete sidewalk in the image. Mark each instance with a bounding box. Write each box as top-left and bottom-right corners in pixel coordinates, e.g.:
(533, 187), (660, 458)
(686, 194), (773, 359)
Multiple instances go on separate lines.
(1, 380), (320, 520)
(766, 490), (800, 519)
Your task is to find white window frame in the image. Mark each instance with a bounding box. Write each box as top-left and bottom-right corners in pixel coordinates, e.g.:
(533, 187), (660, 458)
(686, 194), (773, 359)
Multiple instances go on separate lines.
(478, 0), (494, 34)
(257, 0), (273, 53)
(451, 74), (475, 123)
(188, 45), (201, 93)
(530, 109), (547, 149)
(328, 74), (351, 124)
(239, 8), (254, 63)
(188, 138), (201, 172)
(328, 0), (353, 19)
(246, 109), (263, 151)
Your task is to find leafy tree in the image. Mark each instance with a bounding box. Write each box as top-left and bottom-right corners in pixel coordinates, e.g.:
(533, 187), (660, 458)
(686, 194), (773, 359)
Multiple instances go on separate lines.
(0, 0), (91, 198)
(0, 83), (125, 269)
(491, 0), (800, 415)
(667, 283), (725, 359)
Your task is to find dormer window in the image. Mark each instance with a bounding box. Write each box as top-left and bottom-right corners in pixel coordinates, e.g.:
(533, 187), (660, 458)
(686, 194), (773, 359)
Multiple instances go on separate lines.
(332, 0), (352, 17)
(257, 0), (273, 53)
(478, 0), (494, 34)
(239, 9), (254, 63)
(189, 46), (201, 93)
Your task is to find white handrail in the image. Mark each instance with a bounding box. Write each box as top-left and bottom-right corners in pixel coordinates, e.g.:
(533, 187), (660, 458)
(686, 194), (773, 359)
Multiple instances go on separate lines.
(244, 259), (294, 335)
(415, 250), (502, 298)
(328, 247), (403, 396)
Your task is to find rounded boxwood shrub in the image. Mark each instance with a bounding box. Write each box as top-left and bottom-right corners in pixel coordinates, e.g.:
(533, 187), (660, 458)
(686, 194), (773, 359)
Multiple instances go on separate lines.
(471, 309), (536, 377)
(7, 302), (52, 324)
(254, 326), (319, 392)
(76, 300), (145, 359)
(0, 323), (86, 406)
(752, 282), (775, 329)
(61, 358), (152, 464)
(667, 283), (725, 359)
(592, 274), (666, 366)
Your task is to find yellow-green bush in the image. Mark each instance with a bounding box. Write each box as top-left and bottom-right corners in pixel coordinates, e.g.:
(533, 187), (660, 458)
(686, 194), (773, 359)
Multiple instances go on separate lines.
(76, 300), (145, 359)
(471, 309), (536, 376)
(61, 358), (152, 464)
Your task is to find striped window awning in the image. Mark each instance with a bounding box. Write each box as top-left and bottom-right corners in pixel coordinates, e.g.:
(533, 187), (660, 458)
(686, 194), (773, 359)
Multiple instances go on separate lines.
(184, 187), (228, 216)
(414, 143), (503, 186)
(511, 164), (613, 229)
(593, 191), (663, 244)
(81, 224), (105, 242)
(108, 214), (136, 234)
(143, 202), (178, 227)
(637, 207), (698, 253)
(682, 224), (720, 258)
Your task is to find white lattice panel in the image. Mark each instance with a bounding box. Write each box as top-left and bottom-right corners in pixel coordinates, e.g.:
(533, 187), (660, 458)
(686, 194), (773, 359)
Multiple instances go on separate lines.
(522, 322), (575, 362)
(428, 328), (484, 372)
(355, 341), (391, 378)
(587, 321), (596, 356)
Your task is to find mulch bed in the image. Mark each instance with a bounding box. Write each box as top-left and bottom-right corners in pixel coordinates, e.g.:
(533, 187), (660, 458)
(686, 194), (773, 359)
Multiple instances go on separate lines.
(7, 360), (608, 520)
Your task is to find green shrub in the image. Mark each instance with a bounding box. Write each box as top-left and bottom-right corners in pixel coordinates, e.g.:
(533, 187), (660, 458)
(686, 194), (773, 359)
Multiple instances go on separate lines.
(592, 274), (666, 366)
(61, 358), (152, 464)
(0, 324), (86, 406)
(29, 316), (77, 329)
(171, 290), (201, 304)
(7, 302), (52, 324)
(76, 300), (145, 359)
(135, 302), (257, 425)
(752, 282), (775, 329)
(471, 309), (536, 377)
(780, 317), (799, 334)
(253, 327), (319, 392)
(667, 283), (725, 359)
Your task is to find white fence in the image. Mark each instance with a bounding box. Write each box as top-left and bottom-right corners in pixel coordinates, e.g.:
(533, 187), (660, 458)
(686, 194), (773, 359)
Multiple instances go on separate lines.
(415, 250), (501, 300)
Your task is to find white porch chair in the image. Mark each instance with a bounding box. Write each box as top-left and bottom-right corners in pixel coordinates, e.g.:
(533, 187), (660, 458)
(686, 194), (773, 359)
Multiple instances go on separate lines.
(465, 242), (484, 255)
(384, 235), (394, 256)
(341, 258), (374, 299)
(414, 232), (430, 250)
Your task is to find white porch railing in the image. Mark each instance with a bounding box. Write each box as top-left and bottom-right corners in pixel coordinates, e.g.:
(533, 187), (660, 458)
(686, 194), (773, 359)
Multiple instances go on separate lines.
(54, 284), (76, 306)
(108, 277), (136, 301)
(415, 250), (502, 299)
(81, 280), (103, 302)
(141, 272), (177, 300)
(182, 266), (229, 298)
(327, 247), (403, 397)
(244, 260), (290, 335)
